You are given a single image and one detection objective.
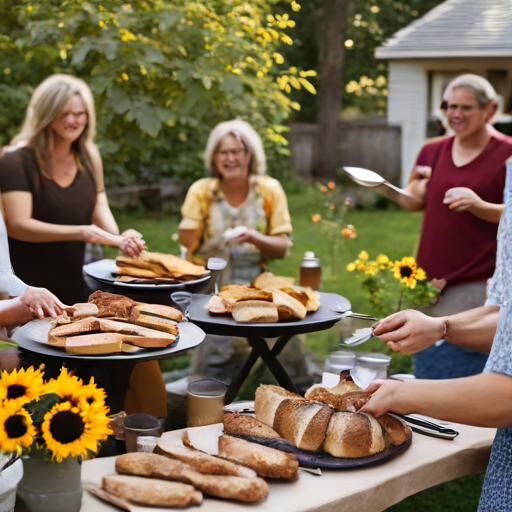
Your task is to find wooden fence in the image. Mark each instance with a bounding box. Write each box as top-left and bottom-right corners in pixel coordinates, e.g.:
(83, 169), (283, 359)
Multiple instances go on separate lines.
(287, 120), (402, 184)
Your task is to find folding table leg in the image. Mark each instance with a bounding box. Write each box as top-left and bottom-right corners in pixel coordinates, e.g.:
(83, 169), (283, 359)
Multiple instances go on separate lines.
(248, 337), (299, 395)
(224, 348), (260, 404)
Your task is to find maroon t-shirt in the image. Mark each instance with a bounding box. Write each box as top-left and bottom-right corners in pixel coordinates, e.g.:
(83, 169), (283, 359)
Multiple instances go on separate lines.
(416, 135), (512, 286)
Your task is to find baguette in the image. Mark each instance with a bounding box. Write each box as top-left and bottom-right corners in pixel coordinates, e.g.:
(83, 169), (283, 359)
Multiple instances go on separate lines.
(157, 438), (257, 478)
(102, 474), (202, 507)
(218, 435), (299, 479)
(115, 453), (268, 502)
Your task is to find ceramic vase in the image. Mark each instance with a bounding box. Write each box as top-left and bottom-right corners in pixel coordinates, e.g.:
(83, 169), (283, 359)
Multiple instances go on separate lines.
(16, 455), (82, 512)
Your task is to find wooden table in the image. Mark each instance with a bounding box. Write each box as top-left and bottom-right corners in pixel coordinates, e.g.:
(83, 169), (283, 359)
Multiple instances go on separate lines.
(80, 422), (496, 512)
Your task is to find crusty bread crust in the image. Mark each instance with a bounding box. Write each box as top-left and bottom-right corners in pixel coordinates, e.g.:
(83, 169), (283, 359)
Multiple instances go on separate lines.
(133, 303), (183, 322)
(254, 384), (302, 428)
(273, 399), (333, 452)
(102, 474), (202, 507)
(115, 453), (268, 502)
(223, 413), (281, 439)
(324, 411), (385, 458)
(305, 387), (372, 412)
(376, 414), (412, 446)
(218, 435), (298, 479)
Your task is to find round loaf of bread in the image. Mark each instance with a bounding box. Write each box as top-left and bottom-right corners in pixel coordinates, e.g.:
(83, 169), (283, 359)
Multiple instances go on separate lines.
(323, 411), (385, 458)
(273, 399), (333, 452)
(254, 384), (302, 428)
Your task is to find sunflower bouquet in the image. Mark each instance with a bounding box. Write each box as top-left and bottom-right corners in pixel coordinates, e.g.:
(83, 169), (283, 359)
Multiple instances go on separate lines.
(347, 251), (439, 318)
(0, 366), (111, 462)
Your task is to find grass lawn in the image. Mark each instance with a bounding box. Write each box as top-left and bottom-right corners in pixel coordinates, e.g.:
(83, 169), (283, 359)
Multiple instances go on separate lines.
(107, 184), (486, 511)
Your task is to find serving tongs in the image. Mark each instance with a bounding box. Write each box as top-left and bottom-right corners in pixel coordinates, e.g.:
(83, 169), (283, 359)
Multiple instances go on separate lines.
(332, 306), (377, 321)
(390, 413), (459, 440)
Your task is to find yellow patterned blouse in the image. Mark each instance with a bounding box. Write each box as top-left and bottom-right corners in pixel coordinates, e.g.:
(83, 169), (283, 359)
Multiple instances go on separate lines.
(179, 175), (292, 284)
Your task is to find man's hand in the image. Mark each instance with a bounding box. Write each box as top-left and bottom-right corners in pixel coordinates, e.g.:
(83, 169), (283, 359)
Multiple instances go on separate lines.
(20, 287), (66, 318)
(443, 187), (482, 212)
(373, 310), (446, 355)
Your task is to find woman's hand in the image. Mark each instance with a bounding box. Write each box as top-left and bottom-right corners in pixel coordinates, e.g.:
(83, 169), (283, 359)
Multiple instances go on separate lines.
(20, 287), (66, 318)
(121, 228), (143, 240)
(373, 310), (446, 355)
(360, 379), (405, 417)
(412, 165), (432, 180)
(119, 237), (145, 257)
(443, 187), (482, 212)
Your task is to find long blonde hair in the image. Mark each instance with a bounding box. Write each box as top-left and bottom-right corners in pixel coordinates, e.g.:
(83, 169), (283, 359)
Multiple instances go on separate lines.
(12, 74), (98, 186)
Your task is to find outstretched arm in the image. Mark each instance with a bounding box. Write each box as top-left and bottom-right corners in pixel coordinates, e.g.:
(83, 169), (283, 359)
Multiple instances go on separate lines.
(361, 371), (512, 428)
(373, 306), (499, 355)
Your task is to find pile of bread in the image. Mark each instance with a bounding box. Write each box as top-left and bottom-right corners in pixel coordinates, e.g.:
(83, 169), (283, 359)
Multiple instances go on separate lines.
(47, 291), (182, 355)
(101, 425), (300, 507)
(115, 252), (208, 283)
(206, 271), (320, 323)
(246, 380), (412, 458)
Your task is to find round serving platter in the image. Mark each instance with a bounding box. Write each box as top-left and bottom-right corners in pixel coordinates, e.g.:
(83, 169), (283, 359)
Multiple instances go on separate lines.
(187, 292), (351, 338)
(235, 434), (411, 469)
(12, 318), (205, 364)
(83, 259), (211, 292)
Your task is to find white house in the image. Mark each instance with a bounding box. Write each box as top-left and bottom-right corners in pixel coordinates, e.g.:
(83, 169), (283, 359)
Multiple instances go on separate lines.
(375, 0), (512, 186)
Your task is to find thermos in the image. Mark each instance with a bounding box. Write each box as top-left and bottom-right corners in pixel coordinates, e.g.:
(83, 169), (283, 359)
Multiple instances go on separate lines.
(299, 251), (321, 290)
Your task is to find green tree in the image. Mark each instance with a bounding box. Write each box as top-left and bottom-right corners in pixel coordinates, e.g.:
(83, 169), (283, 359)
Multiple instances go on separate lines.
(0, 0), (316, 186)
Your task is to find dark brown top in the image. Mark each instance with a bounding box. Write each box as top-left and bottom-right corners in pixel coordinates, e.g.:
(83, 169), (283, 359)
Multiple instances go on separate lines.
(0, 147), (97, 304)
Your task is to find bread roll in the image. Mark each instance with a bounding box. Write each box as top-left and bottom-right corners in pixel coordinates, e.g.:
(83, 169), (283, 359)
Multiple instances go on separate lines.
(305, 387), (372, 412)
(323, 411), (385, 458)
(254, 384), (302, 428)
(218, 435), (299, 479)
(376, 414), (412, 446)
(223, 412), (281, 439)
(231, 300), (279, 323)
(102, 474), (202, 507)
(273, 399), (333, 452)
(115, 453), (268, 502)
(263, 288), (307, 320)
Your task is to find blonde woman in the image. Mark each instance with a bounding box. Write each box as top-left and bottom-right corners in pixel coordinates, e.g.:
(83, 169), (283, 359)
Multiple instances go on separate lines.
(179, 120), (292, 285)
(0, 74), (144, 304)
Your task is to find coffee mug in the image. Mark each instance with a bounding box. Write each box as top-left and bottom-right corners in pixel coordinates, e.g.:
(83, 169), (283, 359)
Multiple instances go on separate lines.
(186, 378), (228, 428)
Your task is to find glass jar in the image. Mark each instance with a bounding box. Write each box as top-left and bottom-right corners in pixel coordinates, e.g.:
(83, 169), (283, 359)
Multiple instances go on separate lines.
(300, 251), (321, 290)
(351, 352), (391, 388)
(324, 350), (356, 374)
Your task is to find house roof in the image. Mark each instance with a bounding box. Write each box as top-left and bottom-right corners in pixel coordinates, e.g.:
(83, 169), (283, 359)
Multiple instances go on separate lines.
(375, 0), (512, 59)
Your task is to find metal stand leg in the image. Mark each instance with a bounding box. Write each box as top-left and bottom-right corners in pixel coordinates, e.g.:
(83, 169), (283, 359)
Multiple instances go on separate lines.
(248, 337), (299, 394)
(224, 334), (298, 404)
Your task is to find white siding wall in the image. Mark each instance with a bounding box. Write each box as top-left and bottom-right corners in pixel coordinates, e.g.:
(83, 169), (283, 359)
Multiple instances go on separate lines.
(387, 61), (428, 187)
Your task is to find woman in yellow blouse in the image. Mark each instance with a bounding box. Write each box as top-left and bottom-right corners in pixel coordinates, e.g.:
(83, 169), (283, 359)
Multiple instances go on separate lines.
(179, 120), (292, 285)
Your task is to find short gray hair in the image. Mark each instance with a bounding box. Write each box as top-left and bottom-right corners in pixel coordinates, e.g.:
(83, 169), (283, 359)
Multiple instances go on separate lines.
(204, 120), (266, 177)
(444, 74), (497, 108)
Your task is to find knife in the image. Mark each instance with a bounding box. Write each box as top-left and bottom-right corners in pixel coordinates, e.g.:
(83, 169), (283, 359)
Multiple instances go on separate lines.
(390, 413), (459, 439)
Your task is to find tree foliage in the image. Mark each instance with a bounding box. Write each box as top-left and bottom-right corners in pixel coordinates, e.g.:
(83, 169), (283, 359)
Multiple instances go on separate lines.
(0, 0), (315, 186)
(280, 0), (444, 121)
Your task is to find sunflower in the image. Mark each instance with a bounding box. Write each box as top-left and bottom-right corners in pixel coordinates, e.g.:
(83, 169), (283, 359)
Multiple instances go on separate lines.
(74, 377), (109, 414)
(45, 368), (84, 404)
(41, 401), (110, 462)
(391, 256), (427, 288)
(0, 367), (47, 408)
(0, 401), (36, 454)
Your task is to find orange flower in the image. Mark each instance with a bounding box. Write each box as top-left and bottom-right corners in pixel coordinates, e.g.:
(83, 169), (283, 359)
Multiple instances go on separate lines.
(327, 181), (336, 190)
(318, 184), (328, 193)
(329, 202), (335, 210)
(341, 226), (357, 239)
(311, 214), (322, 223)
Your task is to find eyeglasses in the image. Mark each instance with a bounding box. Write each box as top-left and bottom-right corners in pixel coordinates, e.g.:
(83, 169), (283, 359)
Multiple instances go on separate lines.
(217, 148), (247, 158)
